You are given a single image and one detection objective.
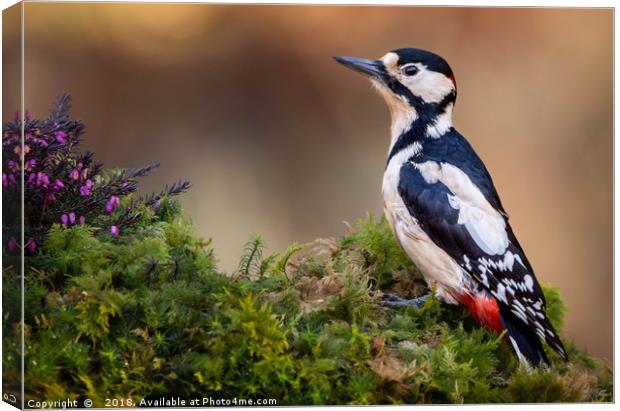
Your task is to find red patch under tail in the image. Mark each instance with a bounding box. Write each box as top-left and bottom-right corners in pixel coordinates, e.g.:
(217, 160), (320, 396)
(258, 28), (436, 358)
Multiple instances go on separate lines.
(456, 292), (504, 334)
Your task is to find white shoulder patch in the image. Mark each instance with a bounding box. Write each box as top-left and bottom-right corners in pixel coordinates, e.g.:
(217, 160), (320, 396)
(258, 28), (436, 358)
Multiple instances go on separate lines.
(449, 192), (509, 255)
(418, 161), (509, 256)
(412, 161), (442, 184)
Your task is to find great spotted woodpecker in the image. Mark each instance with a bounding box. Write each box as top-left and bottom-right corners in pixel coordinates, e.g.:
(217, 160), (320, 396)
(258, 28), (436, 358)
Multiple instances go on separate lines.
(334, 48), (567, 367)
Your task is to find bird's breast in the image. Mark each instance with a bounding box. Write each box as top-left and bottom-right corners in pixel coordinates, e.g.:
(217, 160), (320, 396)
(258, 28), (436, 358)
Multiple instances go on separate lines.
(382, 152), (414, 237)
(382, 161), (466, 304)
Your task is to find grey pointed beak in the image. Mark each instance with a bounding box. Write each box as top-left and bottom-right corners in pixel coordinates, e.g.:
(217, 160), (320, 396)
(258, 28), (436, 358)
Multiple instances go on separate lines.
(334, 56), (385, 79)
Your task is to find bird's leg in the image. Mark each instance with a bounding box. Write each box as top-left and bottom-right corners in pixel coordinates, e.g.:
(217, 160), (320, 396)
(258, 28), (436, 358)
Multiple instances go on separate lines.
(380, 293), (430, 309)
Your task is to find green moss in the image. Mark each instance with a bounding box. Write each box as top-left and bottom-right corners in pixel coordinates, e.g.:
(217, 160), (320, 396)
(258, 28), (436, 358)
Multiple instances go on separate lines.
(6, 211), (612, 405)
(339, 214), (414, 288)
(541, 284), (567, 331)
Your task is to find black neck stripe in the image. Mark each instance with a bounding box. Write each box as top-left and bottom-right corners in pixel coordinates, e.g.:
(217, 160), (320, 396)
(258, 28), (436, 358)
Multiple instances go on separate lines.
(386, 119), (426, 165)
(386, 104), (454, 165)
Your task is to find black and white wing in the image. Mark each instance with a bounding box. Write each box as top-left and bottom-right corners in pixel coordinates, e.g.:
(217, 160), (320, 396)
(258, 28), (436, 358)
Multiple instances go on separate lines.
(398, 155), (567, 365)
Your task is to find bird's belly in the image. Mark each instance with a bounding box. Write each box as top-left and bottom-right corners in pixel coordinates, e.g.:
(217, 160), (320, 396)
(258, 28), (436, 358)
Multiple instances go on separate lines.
(383, 186), (465, 304)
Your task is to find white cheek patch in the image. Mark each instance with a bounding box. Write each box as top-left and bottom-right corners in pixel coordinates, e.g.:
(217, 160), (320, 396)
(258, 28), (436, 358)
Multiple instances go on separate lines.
(403, 66), (455, 104)
(380, 59), (456, 105)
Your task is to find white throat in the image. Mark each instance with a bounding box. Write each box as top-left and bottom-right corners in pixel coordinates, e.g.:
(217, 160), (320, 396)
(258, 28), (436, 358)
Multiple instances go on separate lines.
(390, 106), (417, 149)
(372, 79), (419, 152)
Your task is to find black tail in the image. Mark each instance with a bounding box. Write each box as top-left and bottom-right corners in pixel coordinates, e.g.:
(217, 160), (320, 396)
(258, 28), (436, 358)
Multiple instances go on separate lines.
(499, 305), (550, 367)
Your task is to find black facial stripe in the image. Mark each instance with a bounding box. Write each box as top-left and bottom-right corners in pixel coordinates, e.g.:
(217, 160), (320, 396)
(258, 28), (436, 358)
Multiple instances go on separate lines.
(385, 76), (456, 114)
(386, 78), (425, 108)
(436, 90), (457, 111)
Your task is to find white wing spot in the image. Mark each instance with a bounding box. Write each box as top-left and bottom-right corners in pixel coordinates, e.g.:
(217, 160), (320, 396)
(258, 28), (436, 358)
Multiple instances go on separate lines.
(524, 275), (534, 292)
(463, 254), (472, 271)
(493, 283), (508, 304)
(511, 307), (528, 322)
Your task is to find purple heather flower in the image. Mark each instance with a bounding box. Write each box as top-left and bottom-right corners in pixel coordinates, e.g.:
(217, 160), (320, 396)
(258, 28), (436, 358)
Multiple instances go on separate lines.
(79, 179), (92, 196)
(7, 160), (18, 171)
(61, 214), (69, 226)
(52, 179), (65, 191)
(26, 238), (36, 254)
(110, 225), (120, 237)
(36, 172), (50, 188)
(3, 173), (17, 188)
(69, 168), (80, 181)
(25, 159), (36, 171)
(54, 130), (67, 144)
(27, 173), (36, 186)
(106, 195), (121, 213)
(7, 237), (17, 253)
(69, 212), (76, 225)
(79, 215), (86, 225)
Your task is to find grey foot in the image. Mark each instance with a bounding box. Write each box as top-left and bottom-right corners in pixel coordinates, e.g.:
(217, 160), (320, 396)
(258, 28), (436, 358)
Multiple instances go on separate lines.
(381, 293), (430, 309)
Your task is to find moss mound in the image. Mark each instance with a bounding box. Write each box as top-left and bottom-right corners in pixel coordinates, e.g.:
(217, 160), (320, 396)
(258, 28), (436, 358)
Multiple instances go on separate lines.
(3, 211), (612, 405)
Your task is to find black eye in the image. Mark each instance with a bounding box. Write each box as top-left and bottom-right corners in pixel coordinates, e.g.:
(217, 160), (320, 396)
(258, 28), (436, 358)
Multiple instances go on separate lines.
(401, 64), (419, 76)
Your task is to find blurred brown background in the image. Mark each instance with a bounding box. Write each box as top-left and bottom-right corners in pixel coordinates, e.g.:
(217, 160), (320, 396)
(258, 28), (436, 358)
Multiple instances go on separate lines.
(3, 4), (612, 361)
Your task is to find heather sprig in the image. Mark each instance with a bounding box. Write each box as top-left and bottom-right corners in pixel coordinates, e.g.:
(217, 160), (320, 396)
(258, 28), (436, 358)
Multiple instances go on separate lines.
(2, 93), (191, 253)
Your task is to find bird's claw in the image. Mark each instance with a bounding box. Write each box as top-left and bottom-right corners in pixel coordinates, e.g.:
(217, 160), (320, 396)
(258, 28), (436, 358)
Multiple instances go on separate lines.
(380, 293), (429, 309)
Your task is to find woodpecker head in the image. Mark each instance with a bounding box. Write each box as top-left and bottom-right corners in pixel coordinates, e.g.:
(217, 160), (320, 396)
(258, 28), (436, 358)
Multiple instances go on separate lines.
(334, 48), (457, 120)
